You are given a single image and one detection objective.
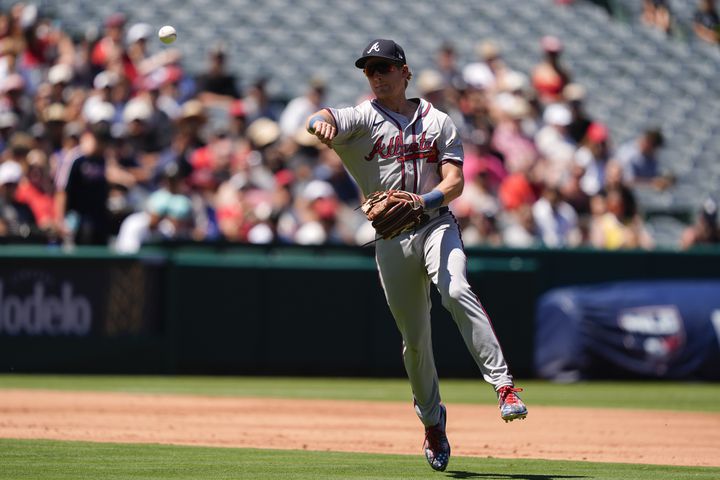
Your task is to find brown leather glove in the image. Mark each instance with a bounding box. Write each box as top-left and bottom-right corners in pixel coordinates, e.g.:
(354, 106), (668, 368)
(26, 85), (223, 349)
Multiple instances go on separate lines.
(361, 190), (428, 240)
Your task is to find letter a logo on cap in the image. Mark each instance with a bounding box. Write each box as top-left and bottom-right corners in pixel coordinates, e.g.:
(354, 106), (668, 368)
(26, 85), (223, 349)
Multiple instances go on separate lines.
(367, 42), (380, 54)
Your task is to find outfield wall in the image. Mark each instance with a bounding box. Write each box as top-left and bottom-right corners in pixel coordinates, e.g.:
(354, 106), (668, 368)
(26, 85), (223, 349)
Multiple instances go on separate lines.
(0, 245), (718, 377)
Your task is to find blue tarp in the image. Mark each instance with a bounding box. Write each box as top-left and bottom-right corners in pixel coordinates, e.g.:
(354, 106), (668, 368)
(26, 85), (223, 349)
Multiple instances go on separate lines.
(534, 280), (720, 380)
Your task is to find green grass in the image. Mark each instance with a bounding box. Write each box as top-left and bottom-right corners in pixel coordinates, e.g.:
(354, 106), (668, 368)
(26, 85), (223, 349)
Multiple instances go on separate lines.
(0, 439), (717, 480)
(0, 375), (719, 412)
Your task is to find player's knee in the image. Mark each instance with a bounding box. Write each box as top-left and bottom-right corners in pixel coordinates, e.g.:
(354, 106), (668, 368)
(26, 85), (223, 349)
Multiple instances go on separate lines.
(401, 330), (431, 352)
(441, 281), (469, 305)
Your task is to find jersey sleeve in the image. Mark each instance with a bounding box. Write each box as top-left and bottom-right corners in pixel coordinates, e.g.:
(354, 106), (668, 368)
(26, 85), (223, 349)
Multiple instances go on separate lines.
(437, 115), (464, 165)
(326, 103), (369, 144)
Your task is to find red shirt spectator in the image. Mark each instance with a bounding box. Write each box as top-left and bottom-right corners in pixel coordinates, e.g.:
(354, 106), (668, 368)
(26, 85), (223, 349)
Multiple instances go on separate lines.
(15, 179), (55, 229)
(532, 36), (572, 104)
(91, 13), (137, 83)
(499, 172), (539, 210)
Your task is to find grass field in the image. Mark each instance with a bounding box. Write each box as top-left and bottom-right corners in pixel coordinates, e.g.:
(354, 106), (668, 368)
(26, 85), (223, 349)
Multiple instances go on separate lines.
(1, 375), (719, 480)
(1, 439), (718, 480)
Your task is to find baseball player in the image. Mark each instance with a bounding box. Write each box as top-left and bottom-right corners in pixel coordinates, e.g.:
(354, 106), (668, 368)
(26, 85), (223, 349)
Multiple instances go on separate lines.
(306, 39), (527, 472)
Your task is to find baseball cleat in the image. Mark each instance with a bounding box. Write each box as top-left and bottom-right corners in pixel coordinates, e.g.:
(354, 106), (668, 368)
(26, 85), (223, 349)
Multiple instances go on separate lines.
(423, 404), (451, 472)
(497, 385), (528, 422)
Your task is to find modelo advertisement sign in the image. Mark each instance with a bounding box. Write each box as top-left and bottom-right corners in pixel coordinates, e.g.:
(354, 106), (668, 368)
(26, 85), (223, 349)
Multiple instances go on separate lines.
(0, 276), (91, 336)
(534, 280), (720, 380)
(0, 262), (162, 338)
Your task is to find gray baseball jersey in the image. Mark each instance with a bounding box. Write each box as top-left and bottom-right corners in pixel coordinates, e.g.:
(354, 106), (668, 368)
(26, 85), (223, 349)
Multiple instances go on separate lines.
(327, 98), (462, 196)
(328, 98), (514, 427)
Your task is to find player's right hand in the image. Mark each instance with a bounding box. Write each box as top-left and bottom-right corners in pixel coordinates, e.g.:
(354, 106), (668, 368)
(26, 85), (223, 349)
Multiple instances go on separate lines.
(309, 121), (336, 147)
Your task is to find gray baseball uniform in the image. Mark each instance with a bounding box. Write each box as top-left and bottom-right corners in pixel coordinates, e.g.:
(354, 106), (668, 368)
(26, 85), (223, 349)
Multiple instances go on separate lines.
(328, 98), (515, 427)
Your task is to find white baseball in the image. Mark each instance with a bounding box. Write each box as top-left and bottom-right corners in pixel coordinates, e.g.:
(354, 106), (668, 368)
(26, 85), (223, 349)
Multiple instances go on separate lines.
(158, 25), (177, 44)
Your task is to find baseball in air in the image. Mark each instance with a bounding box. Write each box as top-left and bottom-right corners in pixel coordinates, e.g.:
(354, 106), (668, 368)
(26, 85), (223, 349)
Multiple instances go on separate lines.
(158, 25), (177, 44)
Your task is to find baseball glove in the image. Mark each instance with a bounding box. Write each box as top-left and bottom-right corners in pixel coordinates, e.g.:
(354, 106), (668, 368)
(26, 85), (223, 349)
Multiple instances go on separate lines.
(361, 190), (427, 240)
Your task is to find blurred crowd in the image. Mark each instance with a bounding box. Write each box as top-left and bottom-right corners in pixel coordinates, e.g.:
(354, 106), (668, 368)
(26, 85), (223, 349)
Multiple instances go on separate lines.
(0, 3), (718, 252)
(642, 0), (720, 45)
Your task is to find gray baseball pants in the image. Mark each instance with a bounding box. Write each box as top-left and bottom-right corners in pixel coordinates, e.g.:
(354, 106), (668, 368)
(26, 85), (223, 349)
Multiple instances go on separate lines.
(375, 213), (514, 427)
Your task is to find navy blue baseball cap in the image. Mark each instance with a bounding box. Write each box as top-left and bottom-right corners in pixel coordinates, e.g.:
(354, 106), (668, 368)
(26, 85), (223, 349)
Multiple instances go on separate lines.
(355, 39), (407, 68)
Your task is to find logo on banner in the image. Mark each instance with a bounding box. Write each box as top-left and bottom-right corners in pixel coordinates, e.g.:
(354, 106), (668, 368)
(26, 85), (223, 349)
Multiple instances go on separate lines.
(618, 305), (685, 361)
(0, 280), (92, 336)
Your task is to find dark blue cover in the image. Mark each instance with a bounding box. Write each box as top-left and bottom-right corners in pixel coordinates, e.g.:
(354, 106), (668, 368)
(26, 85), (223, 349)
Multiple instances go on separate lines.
(534, 280), (720, 380)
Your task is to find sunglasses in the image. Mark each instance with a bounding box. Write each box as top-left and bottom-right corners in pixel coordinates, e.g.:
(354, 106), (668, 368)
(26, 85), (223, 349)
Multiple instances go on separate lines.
(364, 62), (401, 77)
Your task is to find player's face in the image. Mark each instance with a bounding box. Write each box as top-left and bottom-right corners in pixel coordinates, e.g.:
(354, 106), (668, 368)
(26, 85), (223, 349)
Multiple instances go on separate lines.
(364, 60), (406, 99)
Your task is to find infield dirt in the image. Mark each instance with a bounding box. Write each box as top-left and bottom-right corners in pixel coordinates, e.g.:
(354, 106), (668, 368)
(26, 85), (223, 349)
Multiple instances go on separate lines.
(1, 389), (718, 467)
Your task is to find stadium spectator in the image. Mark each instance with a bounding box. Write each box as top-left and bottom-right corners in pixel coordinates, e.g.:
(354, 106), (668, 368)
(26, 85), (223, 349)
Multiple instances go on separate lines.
(0, 159), (37, 239)
(195, 43), (240, 106)
(91, 13), (136, 82)
(615, 128), (674, 190)
(159, 192), (194, 241)
(491, 94), (538, 174)
(434, 42), (464, 91)
(114, 184), (173, 253)
(460, 86), (494, 138)
(589, 161), (654, 250)
(176, 99), (207, 148)
(5, 130), (33, 164)
(574, 122), (611, 197)
(312, 141), (359, 205)
(459, 209), (503, 247)
(145, 65), (184, 119)
(454, 142), (504, 247)
(83, 70), (119, 121)
(501, 204), (542, 247)
(415, 69), (446, 112)
(118, 157), (198, 249)
(110, 97), (162, 196)
(464, 129), (507, 189)
(125, 22), (153, 72)
(535, 103), (577, 187)
(2, 73), (34, 130)
(55, 103), (112, 245)
(560, 162), (591, 217)
(531, 36), (572, 105)
(590, 185), (654, 250)
(0, 110), (19, 152)
(603, 159), (638, 202)
(463, 40), (519, 95)
(279, 77), (326, 139)
(187, 167), (221, 242)
(693, 0), (720, 45)
(243, 77), (282, 122)
(136, 79), (174, 150)
(72, 26), (99, 88)
(293, 179), (342, 245)
(498, 162), (542, 211)
(227, 99), (246, 135)
(680, 198), (720, 249)
(14, 148), (55, 232)
(642, 0), (673, 36)
(532, 184), (582, 247)
(455, 166), (501, 221)
(16, 4), (75, 73)
(563, 83), (592, 144)
(46, 63), (73, 104)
